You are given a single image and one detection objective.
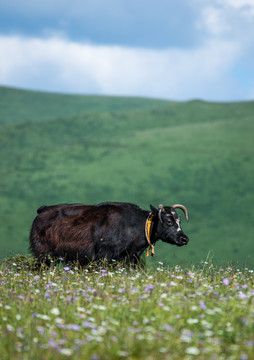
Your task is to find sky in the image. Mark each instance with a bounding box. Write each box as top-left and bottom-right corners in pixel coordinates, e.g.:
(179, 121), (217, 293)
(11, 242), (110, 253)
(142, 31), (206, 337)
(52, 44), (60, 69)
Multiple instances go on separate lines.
(0, 0), (254, 101)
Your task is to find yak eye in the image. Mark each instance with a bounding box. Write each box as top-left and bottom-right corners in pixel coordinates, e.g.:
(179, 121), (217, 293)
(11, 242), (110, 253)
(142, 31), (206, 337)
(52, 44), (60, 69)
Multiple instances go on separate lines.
(166, 217), (174, 226)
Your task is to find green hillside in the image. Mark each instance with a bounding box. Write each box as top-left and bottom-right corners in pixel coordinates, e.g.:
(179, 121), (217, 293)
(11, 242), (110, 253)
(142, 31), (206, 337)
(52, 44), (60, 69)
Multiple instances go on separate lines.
(0, 86), (253, 267)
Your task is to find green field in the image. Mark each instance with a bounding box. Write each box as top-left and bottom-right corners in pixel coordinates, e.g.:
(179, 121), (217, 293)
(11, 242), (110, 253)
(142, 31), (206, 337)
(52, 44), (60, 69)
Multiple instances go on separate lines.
(0, 86), (253, 267)
(0, 258), (253, 360)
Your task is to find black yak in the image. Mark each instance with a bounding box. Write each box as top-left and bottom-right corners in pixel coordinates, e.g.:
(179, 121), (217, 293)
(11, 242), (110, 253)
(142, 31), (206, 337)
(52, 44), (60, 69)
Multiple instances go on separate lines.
(29, 202), (189, 265)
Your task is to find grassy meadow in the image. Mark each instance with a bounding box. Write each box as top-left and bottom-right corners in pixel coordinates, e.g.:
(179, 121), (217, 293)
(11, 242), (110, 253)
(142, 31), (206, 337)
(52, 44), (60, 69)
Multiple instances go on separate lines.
(0, 86), (254, 267)
(0, 257), (253, 360)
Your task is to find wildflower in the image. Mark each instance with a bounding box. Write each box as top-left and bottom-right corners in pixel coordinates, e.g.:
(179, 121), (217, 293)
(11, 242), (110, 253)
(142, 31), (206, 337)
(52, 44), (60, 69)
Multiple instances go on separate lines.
(117, 351), (129, 357)
(50, 308), (60, 316)
(48, 339), (58, 348)
(77, 306), (86, 312)
(139, 294), (148, 300)
(64, 266), (70, 271)
(59, 348), (73, 356)
(6, 324), (14, 332)
(238, 291), (246, 300)
(201, 320), (212, 329)
(67, 324), (80, 331)
(37, 314), (50, 320)
(240, 354), (248, 360)
(55, 318), (64, 324)
(100, 269), (107, 277)
(187, 318), (199, 325)
(145, 284), (154, 293)
(199, 301), (207, 310)
(185, 346), (200, 355)
(163, 324), (173, 332)
(181, 329), (194, 343)
(82, 321), (94, 328)
(222, 278), (229, 285)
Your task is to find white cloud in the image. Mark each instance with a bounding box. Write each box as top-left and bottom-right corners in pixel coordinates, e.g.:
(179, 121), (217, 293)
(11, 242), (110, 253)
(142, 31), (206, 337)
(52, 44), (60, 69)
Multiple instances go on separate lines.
(196, 6), (229, 35)
(195, 0), (254, 37)
(0, 35), (243, 101)
(220, 0), (254, 9)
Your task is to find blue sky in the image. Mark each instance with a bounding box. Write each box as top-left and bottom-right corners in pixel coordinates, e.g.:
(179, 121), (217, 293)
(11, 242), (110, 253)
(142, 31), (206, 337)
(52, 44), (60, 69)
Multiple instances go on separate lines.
(0, 0), (254, 101)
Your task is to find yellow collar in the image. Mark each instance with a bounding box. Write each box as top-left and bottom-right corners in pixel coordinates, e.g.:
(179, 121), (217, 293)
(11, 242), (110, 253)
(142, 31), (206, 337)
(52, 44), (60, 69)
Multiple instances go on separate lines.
(145, 212), (155, 257)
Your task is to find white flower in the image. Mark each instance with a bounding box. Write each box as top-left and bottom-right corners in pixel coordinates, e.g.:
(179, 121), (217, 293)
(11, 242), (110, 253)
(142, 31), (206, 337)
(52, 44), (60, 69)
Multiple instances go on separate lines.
(117, 351), (129, 357)
(201, 320), (212, 329)
(7, 324), (14, 332)
(37, 314), (50, 320)
(59, 349), (73, 356)
(185, 346), (200, 355)
(16, 314), (21, 321)
(181, 329), (193, 343)
(50, 308), (60, 316)
(77, 307), (86, 312)
(55, 317), (64, 324)
(187, 318), (199, 324)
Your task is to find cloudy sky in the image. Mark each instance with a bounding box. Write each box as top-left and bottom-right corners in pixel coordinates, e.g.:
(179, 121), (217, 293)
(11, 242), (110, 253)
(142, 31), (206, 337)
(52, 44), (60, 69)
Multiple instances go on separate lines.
(0, 0), (254, 101)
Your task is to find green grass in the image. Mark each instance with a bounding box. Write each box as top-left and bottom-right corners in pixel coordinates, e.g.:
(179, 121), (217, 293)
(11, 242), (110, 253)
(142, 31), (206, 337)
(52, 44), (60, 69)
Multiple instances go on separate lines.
(0, 256), (253, 360)
(0, 86), (254, 267)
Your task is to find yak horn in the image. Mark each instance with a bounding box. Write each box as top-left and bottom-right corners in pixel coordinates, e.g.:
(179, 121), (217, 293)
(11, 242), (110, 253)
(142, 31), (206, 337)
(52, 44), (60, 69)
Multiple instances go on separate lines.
(158, 204), (164, 223)
(172, 204), (189, 222)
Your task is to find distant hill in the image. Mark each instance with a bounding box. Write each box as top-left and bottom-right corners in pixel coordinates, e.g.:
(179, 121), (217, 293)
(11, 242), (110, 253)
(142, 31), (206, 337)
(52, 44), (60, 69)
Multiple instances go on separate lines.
(0, 86), (253, 267)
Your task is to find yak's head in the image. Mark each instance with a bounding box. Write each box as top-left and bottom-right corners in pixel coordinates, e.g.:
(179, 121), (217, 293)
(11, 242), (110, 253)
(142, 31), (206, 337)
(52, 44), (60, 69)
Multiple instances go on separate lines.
(150, 203), (189, 246)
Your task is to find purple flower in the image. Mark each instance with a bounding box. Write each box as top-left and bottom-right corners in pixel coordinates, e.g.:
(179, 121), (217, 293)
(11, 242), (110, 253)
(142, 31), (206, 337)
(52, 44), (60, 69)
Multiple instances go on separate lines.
(238, 291), (246, 300)
(82, 321), (94, 328)
(222, 278), (229, 286)
(118, 288), (125, 293)
(199, 301), (207, 310)
(100, 269), (107, 277)
(139, 294), (148, 300)
(164, 324), (173, 332)
(64, 266), (70, 271)
(240, 354), (248, 360)
(67, 324), (80, 331)
(48, 339), (58, 348)
(145, 284), (154, 293)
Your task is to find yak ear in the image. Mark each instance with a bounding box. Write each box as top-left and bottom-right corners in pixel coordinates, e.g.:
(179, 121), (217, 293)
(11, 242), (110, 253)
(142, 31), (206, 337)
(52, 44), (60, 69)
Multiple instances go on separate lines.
(150, 204), (158, 216)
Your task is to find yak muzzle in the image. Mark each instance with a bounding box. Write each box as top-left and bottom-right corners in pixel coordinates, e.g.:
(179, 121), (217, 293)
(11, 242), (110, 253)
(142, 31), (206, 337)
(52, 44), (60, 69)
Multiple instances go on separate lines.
(176, 235), (189, 246)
